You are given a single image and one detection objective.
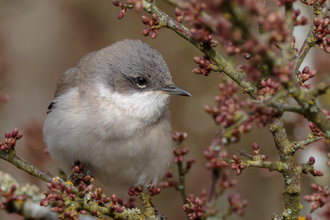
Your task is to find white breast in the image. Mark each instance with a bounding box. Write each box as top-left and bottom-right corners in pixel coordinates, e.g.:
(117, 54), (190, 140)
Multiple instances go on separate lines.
(43, 86), (173, 195)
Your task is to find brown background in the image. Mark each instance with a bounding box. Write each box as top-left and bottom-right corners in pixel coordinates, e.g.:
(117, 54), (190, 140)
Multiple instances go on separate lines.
(0, 1), (329, 219)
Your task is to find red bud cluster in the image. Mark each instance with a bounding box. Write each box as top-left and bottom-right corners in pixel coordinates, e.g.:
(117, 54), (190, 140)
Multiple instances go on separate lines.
(141, 14), (160, 39)
(293, 8), (309, 26)
(259, 11), (288, 43)
(128, 186), (143, 196)
(192, 55), (214, 76)
(297, 66), (316, 89)
(70, 162), (95, 187)
(272, 61), (294, 83)
(89, 187), (112, 208)
(224, 42), (242, 55)
(204, 144), (228, 170)
(112, 0), (142, 19)
(257, 78), (281, 100)
(190, 29), (218, 47)
(158, 171), (178, 188)
(220, 170), (237, 190)
(182, 193), (207, 220)
(172, 131), (188, 145)
(172, 131), (196, 170)
(148, 185), (161, 196)
(303, 156), (323, 177)
(237, 64), (261, 82)
(204, 80), (253, 143)
(40, 162), (124, 219)
(228, 194), (248, 216)
(128, 185), (160, 196)
(300, 0), (326, 6)
(112, 1), (128, 19)
(116, 197), (135, 209)
(173, 147), (191, 164)
(0, 128), (23, 151)
(313, 16), (330, 53)
(174, 7), (183, 23)
(0, 184), (28, 210)
(181, 0), (217, 47)
(307, 157), (323, 176)
(309, 123), (324, 137)
(304, 183), (330, 212)
(252, 142), (268, 160)
(310, 169), (323, 177)
(230, 155), (246, 176)
(247, 101), (276, 128)
(181, 0), (205, 27)
(40, 179), (81, 219)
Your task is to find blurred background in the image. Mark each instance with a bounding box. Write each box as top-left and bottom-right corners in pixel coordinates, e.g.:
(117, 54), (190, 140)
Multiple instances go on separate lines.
(0, 0), (329, 219)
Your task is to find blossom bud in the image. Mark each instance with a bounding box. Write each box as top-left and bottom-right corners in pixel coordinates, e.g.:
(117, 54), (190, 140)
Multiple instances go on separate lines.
(141, 16), (150, 24)
(117, 11), (125, 19)
(112, 0), (120, 6)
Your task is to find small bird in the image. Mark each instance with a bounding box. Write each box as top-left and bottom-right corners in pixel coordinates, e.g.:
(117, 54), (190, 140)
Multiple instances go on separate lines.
(43, 39), (191, 195)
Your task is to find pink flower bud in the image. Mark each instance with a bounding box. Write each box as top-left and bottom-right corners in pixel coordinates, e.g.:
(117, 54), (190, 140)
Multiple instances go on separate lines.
(142, 29), (150, 36)
(117, 11), (125, 19)
(253, 142), (259, 150)
(181, 147), (190, 155)
(302, 66), (310, 74)
(11, 128), (18, 138)
(116, 206), (124, 213)
(151, 30), (158, 39)
(193, 56), (202, 64)
(174, 7), (182, 17)
(152, 14), (158, 22)
(232, 155), (241, 163)
(141, 16), (150, 24)
(112, 0), (120, 6)
(309, 156), (315, 165)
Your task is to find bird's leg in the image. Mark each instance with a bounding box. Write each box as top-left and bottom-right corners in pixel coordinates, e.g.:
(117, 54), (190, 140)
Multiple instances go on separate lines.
(149, 201), (167, 220)
(58, 168), (67, 180)
(147, 185), (167, 220)
(67, 161), (94, 188)
(67, 161), (85, 185)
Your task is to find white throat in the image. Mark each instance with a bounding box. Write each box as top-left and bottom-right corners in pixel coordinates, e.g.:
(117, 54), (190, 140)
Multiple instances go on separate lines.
(96, 83), (170, 125)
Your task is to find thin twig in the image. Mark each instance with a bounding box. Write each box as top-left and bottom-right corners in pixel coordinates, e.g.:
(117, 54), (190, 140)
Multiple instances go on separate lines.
(177, 160), (187, 204)
(221, 158), (286, 172)
(291, 134), (324, 152)
(0, 149), (53, 182)
(294, 2), (329, 74)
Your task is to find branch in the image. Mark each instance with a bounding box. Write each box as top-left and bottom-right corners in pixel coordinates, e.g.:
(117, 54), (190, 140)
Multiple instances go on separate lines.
(310, 78), (330, 97)
(221, 157), (286, 173)
(142, 0), (258, 98)
(0, 148), (53, 182)
(177, 159), (188, 204)
(268, 118), (301, 220)
(285, 81), (330, 140)
(0, 146), (153, 219)
(290, 134), (324, 152)
(0, 171), (56, 220)
(282, 2), (295, 63)
(294, 1), (329, 74)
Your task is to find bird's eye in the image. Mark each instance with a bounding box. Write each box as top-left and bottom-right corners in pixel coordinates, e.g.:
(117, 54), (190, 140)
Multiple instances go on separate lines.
(135, 77), (147, 88)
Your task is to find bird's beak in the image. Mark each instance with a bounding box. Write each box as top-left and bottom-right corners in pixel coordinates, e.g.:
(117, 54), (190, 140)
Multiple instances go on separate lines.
(160, 85), (191, 97)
